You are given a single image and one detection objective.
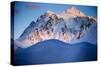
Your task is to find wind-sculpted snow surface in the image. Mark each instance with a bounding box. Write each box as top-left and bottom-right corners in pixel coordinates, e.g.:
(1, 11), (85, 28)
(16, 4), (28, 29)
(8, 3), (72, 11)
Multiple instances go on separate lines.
(14, 39), (97, 65)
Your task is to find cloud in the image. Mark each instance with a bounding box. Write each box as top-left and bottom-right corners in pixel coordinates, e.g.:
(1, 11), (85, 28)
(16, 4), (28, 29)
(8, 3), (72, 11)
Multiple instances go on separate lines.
(14, 3), (41, 15)
(24, 3), (40, 10)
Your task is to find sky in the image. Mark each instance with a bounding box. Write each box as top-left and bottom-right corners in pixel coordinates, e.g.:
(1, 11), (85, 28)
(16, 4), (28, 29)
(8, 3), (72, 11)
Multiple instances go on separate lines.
(12, 1), (97, 39)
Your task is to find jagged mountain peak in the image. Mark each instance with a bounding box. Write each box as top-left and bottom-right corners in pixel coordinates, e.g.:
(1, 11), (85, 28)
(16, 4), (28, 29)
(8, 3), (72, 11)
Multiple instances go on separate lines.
(46, 10), (55, 14)
(67, 6), (78, 11)
(16, 6), (97, 48)
(42, 10), (55, 17)
(64, 6), (86, 17)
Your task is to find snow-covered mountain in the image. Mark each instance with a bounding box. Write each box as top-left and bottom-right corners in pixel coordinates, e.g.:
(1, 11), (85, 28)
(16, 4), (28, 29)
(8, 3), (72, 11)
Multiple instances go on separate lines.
(16, 6), (97, 48)
(70, 23), (97, 44)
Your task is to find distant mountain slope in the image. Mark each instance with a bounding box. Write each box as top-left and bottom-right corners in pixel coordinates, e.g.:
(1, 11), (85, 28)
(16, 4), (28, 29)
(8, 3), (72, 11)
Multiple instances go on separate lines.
(14, 39), (97, 65)
(15, 6), (97, 48)
(70, 23), (97, 44)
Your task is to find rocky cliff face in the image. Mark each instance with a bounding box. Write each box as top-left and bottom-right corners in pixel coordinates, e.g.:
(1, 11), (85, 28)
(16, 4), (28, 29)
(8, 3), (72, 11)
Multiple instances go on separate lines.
(16, 6), (97, 48)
